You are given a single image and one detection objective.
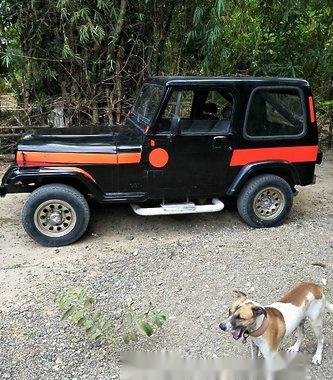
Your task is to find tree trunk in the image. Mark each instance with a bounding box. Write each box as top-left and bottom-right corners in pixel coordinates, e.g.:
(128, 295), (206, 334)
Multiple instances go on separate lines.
(155, 6), (174, 73)
(114, 41), (124, 124)
(108, 0), (128, 124)
(92, 102), (99, 125)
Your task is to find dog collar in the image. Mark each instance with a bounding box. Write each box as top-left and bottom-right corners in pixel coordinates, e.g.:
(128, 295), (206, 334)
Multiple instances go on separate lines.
(249, 315), (269, 338)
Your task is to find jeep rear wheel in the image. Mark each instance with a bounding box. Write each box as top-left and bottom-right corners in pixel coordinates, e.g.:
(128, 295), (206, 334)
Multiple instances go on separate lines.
(237, 174), (293, 228)
(22, 184), (90, 246)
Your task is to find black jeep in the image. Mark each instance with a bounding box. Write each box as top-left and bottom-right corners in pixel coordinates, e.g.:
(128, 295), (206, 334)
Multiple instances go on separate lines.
(0, 77), (322, 246)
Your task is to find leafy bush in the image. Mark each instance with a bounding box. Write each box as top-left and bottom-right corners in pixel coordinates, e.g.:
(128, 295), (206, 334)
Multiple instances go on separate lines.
(1, 0), (331, 128)
(55, 287), (166, 345)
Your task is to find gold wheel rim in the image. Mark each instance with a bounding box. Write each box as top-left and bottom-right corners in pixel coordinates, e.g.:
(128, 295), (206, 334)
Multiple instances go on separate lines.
(33, 199), (77, 237)
(253, 187), (286, 220)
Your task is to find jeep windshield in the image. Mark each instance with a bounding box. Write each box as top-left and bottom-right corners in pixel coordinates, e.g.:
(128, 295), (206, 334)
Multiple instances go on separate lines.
(132, 83), (164, 127)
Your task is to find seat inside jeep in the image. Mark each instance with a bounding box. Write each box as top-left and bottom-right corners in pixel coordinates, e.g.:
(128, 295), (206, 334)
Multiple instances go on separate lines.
(158, 88), (234, 134)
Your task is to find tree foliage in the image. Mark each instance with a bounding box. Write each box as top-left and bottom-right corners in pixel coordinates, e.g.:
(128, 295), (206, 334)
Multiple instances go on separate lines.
(0, 0), (332, 126)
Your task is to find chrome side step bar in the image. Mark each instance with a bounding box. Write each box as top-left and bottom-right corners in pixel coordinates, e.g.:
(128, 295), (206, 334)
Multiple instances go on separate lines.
(131, 198), (224, 216)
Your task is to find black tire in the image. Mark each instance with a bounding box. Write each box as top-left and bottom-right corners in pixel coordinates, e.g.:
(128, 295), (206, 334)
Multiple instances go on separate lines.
(21, 184), (90, 247)
(237, 174), (293, 228)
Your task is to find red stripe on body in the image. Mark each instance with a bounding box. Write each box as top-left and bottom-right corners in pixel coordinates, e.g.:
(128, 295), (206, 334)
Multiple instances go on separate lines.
(16, 151), (141, 166)
(230, 146), (318, 167)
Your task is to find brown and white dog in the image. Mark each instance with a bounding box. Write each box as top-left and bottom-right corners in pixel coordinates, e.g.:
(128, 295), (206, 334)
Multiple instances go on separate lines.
(219, 282), (333, 367)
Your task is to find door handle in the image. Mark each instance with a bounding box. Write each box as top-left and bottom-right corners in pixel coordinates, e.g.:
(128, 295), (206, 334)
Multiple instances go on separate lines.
(213, 135), (228, 140)
(213, 135), (228, 148)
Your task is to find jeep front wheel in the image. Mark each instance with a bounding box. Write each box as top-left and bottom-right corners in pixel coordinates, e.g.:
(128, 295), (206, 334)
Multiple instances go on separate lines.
(21, 184), (90, 246)
(237, 174), (293, 228)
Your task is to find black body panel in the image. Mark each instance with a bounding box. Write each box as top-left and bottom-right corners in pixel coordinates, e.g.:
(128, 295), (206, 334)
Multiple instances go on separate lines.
(18, 126), (117, 153)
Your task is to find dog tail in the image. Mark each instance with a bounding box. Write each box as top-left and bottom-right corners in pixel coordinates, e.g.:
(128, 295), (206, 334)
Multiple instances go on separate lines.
(326, 301), (333, 313)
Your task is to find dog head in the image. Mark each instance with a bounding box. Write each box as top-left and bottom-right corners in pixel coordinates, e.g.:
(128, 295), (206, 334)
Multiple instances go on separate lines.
(219, 291), (267, 340)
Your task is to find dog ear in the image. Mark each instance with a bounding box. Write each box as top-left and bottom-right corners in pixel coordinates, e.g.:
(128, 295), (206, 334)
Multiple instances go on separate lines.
(233, 290), (247, 301)
(252, 306), (267, 317)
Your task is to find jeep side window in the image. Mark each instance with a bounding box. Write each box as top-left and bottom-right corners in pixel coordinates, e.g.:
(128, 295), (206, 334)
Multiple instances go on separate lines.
(245, 88), (305, 138)
(158, 90), (194, 133)
(158, 89), (233, 134)
(201, 90), (233, 134)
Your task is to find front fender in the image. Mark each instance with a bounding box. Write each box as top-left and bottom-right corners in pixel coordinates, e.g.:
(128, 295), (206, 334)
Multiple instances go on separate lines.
(226, 161), (300, 196)
(1, 165), (104, 200)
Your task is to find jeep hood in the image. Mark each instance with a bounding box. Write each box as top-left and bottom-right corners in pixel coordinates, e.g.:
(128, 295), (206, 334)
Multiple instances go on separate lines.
(17, 124), (143, 154)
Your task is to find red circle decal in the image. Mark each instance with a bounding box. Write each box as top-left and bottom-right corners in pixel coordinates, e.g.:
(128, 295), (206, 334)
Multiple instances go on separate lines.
(149, 148), (169, 168)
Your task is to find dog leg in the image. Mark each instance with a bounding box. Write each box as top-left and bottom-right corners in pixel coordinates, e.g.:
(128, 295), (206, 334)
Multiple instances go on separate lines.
(262, 351), (287, 380)
(287, 321), (304, 353)
(264, 355), (276, 380)
(249, 342), (259, 380)
(250, 341), (259, 359)
(310, 316), (324, 365)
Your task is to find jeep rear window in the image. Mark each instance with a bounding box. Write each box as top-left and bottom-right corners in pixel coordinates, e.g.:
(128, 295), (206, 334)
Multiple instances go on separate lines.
(132, 83), (164, 124)
(245, 88), (305, 138)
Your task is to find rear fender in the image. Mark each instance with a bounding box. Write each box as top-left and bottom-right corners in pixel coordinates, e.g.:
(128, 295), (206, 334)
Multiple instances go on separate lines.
(226, 161), (300, 196)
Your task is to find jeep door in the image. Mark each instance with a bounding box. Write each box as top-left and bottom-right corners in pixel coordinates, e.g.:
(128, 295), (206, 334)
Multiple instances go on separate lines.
(147, 87), (235, 198)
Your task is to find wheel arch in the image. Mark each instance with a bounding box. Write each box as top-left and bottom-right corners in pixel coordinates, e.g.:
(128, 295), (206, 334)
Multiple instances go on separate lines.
(36, 175), (95, 197)
(3, 166), (104, 201)
(35, 171), (105, 201)
(226, 161), (300, 196)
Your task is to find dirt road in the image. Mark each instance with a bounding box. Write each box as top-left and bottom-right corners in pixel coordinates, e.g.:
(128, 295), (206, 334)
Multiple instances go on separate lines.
(0, 153), (332, 379)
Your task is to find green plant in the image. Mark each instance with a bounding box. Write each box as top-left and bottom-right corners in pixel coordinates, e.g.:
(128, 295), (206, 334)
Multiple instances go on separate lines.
(55, 287), (166, 345)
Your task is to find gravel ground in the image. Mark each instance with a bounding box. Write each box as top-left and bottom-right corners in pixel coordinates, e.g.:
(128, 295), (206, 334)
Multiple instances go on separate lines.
(0, 153), (332, 380)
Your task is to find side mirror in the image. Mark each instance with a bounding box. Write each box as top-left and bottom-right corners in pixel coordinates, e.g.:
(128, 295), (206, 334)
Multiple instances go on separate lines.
(170, 116), (181, 136)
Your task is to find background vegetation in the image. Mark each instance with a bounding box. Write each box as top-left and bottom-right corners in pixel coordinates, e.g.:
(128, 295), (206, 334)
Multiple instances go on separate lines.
(0, 0), (332, 145)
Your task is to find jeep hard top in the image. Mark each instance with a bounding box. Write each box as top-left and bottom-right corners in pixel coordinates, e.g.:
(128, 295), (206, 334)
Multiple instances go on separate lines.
(0, 76), (322, 246)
